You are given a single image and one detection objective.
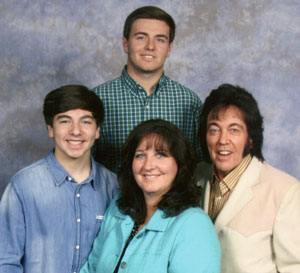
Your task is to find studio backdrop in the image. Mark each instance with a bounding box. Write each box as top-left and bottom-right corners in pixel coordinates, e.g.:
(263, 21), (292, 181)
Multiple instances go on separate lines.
(1, 0), (300, 196)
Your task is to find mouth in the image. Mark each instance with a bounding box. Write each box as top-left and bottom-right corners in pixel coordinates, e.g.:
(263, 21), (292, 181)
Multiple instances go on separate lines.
(141, 54), (155, 60)
(143, 174), (160, 179)
(67, 140), (84, 145)
(217, 150), (232, 156)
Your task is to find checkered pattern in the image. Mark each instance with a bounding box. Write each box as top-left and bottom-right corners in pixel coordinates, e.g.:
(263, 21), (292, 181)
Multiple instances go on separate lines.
(93, 66), (203, 172)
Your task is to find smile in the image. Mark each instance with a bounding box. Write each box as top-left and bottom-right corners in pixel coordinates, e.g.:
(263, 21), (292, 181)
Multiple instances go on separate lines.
(218, 150), (231, 155)
(141, 55), (154, 59)
(143, 174), (160, 179)
(67, 140), (84, 145)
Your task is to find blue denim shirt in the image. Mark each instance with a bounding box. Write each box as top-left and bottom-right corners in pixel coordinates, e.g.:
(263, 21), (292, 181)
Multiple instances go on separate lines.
(0, 151), (118, 273)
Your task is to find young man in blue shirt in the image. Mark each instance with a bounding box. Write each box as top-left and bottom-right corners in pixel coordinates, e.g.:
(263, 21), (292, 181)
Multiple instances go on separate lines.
(0, 85), (118, 273)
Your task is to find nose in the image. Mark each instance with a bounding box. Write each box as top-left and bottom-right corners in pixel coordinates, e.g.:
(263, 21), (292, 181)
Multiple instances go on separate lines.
(70, 122), (81, 136)
(145, 38), (155, 50)
(218, 131), (229, 145)
(143, 155), (155, 171)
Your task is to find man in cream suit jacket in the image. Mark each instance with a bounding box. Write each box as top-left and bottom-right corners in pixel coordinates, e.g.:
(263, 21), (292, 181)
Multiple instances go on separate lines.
(196, 84), (300, 273)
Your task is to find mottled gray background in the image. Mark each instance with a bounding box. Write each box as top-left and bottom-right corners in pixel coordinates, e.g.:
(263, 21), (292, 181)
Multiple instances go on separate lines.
(1, 0), (300, 196)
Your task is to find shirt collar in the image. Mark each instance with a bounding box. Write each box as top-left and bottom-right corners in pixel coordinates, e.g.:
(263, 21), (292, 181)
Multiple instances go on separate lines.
(121, 65), (166, 96)
(46, 150), (97, 189)
(114, 205), (170, 232)
(211, 154), (252, 195)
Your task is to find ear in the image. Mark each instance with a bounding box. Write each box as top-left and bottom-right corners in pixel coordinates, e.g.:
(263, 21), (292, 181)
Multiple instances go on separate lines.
(249, 137), (253, 148)
(95, 127), (100, 140)
(166, 42), (173, 57)
(122, 37), (129, 54)
(47, 125), (54, 138)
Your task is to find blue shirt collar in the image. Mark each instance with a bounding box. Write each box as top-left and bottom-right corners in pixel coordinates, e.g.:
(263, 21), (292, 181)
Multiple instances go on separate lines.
(46, 150), (97, 189)
(121, 65), (167, 96)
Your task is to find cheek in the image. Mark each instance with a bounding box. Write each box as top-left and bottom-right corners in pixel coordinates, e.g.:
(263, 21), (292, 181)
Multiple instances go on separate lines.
(132, 160), (140, 175)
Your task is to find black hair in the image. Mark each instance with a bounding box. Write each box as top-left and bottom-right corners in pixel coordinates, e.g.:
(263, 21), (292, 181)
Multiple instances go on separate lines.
(199, 83), (264, 162)
(43, 85), (104, 127)
(117, 119), (200, 225)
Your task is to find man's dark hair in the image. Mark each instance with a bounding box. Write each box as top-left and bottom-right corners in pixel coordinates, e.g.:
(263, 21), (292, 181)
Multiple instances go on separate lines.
(117, 119), (200, 225)
(199, 83), (264, 163)
(123, 6), (176, 44)
(43, 85), (104, 127)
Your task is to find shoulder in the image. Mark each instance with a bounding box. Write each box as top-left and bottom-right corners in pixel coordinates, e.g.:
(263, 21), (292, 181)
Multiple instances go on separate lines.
(175, 207), (213, 227)
(163, 76), (202, 104)
(261, 160), (299, 185)
(93, 161), (119, 191)
(92, 76), (122, 94)
(247, 157), (299, 189)
(10, 157), (48, 187)
(94, 161), (117, 179)
(195, 161), (212, 187)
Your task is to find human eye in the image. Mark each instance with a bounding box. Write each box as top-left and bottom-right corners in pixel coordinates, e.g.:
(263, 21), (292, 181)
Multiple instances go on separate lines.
(136, 35), (145, 40)
(134, 152), (145, 159)
(156, 37), (167, 43)
(207, 126), (219, 135)
(82, 119), (92, 125)
(59, 119), (70, 124)
(156, 150), (168, 158)
(230, 126), (241, 134)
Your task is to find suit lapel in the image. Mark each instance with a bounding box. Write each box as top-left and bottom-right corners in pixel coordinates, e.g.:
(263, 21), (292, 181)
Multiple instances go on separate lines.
(214, 157), (262, 233)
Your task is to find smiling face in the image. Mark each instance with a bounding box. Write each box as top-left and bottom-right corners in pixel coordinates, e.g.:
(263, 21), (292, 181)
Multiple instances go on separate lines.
(47, 109), (100, 166)
(206, 105), (251, 180)
(132, 134), (178, 203)
(122, 18), (173, 79)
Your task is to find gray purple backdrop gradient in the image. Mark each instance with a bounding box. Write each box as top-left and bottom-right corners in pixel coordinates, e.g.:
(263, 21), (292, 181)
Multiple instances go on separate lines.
(1, 0), (300, 196)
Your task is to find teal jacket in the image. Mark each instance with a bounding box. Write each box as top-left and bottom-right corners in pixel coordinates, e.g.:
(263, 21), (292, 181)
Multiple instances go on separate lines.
(80, 198), (221, 273)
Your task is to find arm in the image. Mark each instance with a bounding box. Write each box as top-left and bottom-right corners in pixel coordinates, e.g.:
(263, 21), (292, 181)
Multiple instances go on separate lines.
(193, 96), (203, 162)
(169, 209), (221, 273)
(273, 182), (300, 272)
(80, 198), (118, 273)
(0, 182), (25, 273)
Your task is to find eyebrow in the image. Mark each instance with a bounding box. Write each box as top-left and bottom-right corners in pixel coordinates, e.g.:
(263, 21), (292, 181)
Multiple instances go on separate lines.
(56, 114), (94, 120)
(134, 32), (169, 40)
(207, 122), (245, 129)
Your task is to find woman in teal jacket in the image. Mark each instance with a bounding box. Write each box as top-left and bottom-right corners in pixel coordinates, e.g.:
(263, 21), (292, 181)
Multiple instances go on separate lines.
(80, 119), (221, 273)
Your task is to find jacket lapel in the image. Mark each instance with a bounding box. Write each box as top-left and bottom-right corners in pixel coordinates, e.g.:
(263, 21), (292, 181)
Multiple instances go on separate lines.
(214, 157), (262, 233)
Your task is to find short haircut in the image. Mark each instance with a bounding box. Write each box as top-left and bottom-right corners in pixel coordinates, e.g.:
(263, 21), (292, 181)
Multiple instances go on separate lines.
(199, 83), (264, 162)
(43, 85), (104, 127)
(123, 6), (176, 44)
(117, 119), (200, 225)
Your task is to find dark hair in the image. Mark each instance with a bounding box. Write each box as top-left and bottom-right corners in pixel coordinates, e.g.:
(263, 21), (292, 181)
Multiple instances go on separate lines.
(123, 6), (176, 44)
(199, 83), (264, 163)
(43, 85), (104, 127)
(117, 119), (199, 224)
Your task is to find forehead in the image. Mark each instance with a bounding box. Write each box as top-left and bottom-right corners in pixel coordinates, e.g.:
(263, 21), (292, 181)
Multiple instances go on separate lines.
(130, 18), (170, 36)
(136, 134), (169, 150)
(208, 105), (246, 125)
(54, 108), (94, 119)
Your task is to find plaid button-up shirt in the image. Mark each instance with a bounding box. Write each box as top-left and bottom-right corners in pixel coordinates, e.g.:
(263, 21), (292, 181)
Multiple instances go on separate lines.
(93, 66), (203, 172)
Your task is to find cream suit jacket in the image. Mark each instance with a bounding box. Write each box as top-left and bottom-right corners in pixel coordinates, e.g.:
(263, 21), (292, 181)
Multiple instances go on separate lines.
(196, 156), (300, 273)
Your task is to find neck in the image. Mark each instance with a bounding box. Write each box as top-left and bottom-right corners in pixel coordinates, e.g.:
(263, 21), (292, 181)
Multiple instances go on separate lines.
(126, 66), (163, 95)
(139, 195), (159, 230)
(55, 153), (92, 184)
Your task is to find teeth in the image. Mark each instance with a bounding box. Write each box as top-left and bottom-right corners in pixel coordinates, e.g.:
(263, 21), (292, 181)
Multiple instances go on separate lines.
(144, 175), (157, 178)
(143, 55), (154, 59)
(68, 140), (83, 144)
(218, 151), (231, 155)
